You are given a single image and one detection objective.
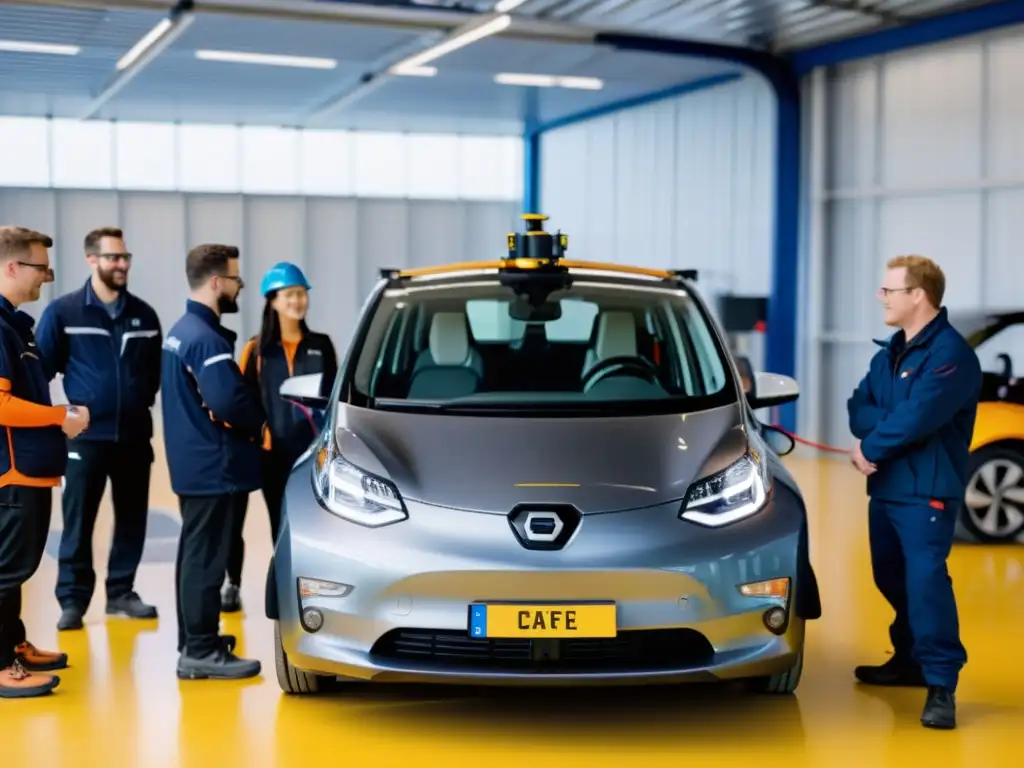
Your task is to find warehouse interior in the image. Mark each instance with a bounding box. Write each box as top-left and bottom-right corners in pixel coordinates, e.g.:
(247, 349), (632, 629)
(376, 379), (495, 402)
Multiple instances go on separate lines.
(3, 0), (1024, 764)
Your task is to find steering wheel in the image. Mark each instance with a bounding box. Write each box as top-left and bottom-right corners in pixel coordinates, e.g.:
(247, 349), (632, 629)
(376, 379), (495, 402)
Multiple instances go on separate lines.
(581, 355), (661, 392)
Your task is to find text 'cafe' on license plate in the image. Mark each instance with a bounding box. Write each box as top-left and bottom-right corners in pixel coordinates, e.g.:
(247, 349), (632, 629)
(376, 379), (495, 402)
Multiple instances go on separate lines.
(469, 603), (617, 639)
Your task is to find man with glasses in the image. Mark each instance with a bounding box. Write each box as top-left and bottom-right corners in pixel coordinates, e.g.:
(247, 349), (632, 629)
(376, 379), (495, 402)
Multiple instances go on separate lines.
(36, 227), (162, 632)
(161, 244), (264, 680)
(0, 226), (90, 698)
(846, 254), (981, 730)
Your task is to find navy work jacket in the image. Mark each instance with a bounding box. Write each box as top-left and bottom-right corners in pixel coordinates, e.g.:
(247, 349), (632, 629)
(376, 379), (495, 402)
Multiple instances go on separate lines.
(35, 279), (162, 443)
(847, 307), (982, 505)
(0, 295), (67, 479)
(160, 300), (265, 496)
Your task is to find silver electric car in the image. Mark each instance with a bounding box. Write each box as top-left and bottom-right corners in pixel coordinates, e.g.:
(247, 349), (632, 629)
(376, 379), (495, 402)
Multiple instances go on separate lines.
(268, 215), (821, 695)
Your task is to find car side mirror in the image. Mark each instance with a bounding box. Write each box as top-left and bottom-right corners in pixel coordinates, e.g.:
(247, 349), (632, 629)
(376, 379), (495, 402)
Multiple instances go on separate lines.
(279, 373), (329, 410)
(761, 424), (796, 456)
(747, 371), (800, 410)
(997, 352), (1013, 379)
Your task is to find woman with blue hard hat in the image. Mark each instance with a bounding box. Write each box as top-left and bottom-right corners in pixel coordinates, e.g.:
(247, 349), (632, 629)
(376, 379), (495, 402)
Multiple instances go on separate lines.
(221, 262), (338, 613)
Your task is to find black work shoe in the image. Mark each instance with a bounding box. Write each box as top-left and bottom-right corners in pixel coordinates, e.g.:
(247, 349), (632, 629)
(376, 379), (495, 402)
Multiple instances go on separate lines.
(106, 592), (158, 620)
(854, 655), (927, 687)
(921, 686), (956, 729)
(57, 606), (84, 631)
(221, 584), (242, 613)
(176, 647), (261, 680)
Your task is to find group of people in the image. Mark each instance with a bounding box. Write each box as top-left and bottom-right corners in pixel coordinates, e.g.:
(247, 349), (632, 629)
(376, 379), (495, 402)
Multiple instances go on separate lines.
(0, 225), (337, 699)
(0, 224), (981, 734)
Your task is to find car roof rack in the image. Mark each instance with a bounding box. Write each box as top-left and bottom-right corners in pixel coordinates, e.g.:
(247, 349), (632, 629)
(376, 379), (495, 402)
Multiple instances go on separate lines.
(383, 215), (699, 285)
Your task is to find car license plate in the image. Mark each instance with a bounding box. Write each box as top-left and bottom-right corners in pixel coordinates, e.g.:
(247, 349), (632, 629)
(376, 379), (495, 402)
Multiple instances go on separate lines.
(468, 602), (616, 639)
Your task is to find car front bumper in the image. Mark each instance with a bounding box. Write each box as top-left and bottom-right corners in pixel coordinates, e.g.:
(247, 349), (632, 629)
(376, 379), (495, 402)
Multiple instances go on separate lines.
(274, 479), (807, 687)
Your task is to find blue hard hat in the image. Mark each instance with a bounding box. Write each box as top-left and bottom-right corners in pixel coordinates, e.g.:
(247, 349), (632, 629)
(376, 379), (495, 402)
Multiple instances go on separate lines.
(260, 262), (311, 297)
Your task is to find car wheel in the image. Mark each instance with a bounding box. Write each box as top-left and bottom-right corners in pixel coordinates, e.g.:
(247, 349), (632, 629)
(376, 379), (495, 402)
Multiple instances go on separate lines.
(961, 446), (1024, 543)
(274, 620), (332, 695)
(745, 649), (803, 695)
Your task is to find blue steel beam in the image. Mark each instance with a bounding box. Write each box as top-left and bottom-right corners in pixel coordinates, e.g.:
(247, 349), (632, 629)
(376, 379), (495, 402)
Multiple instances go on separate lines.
(789, 0), (1024, 75)
(523, 36), (801, 432)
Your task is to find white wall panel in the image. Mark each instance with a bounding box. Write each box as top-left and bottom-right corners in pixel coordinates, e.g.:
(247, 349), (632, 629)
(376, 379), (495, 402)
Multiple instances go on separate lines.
(538, 74), (776, 318)
(804, 22), (1024, 447)
(0, 189), (518, 383)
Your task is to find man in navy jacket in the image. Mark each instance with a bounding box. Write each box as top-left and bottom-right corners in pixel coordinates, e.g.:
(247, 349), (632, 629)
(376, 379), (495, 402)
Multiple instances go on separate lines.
(36, 227), (162, 631)
(161, 244), (264, 680)
(847, 255), (981, 731)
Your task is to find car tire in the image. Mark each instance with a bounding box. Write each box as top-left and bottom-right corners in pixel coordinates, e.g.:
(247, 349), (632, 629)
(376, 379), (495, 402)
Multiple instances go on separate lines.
(747, 649), (803, 695)
(960, 445), (1024, 543)
(274, 620), (332, 695)
(744, 618), (804, 695)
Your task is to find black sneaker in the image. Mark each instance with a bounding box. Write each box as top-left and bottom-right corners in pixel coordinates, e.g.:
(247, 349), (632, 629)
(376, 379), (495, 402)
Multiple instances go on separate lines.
(921, 686), (956, 729)
(176, 647), (261, 680)
(221, 584), (242, 613)
(57, 606), (84, 631)
(106, 592), (158, 620)
(854, 655), (927, 687)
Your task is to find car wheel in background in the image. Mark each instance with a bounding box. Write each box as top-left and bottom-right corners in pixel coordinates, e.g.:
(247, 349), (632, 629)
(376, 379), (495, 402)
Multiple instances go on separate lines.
(960, 445), (1024, 544)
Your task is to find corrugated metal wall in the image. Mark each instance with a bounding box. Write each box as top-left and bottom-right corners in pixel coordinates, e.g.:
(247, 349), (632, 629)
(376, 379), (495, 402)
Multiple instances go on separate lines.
(536, 73), (777, 330)
(0, 189), (518, 361)
(804, 23), (1024, 447)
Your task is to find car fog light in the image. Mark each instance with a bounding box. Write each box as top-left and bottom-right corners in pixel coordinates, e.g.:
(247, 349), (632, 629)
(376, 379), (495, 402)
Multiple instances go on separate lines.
(763, 607), (787, 634)
(299, 577), (353, 599)
(301, 607), (324, 633)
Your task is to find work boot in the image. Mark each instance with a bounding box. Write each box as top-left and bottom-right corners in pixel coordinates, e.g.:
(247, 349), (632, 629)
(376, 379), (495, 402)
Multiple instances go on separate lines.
(0, 660), (60, 699)
(106, 591), (158, 620)
(15, 641), (68, 672)
(57, 605), (84, 631)
(854, 655), (926, 687)
(176, 646), (261, 681)
(221, 583), (242, 613)
(921, 686), (956, 729)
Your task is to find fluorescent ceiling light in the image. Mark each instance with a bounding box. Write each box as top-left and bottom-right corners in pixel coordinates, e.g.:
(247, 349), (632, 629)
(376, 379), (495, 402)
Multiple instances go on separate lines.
(0, 39), (80, 56)
(390, 65), (436, 77)
(116, 17), (174, 71)
(495, 72), (603, 90)
(390, 13), (511, 76)
(195, 49), (337, 69)
(493, 0), (528, 11)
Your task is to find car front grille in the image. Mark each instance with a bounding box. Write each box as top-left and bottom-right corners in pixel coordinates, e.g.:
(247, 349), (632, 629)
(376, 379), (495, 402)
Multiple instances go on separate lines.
(370, 627), (716, 673)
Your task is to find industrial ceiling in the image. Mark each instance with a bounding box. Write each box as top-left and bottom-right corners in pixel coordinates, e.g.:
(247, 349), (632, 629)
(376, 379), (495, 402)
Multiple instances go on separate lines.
(0, 0), (1003, 133)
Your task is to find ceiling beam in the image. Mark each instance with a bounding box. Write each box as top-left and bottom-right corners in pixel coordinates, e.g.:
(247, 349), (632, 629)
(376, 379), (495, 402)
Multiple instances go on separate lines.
(0, 0), (597, 42)
(79, 0), (195, 119)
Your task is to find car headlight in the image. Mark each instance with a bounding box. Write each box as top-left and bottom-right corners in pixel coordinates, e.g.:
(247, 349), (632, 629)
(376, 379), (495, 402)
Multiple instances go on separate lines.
(679, 451), (770, 527)
(312, 435), (408, 527)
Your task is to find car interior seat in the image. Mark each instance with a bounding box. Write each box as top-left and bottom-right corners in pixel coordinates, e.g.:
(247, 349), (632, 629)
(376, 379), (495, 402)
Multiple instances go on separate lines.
(406, 312), (484, 399)
(582, 311), (665, 398)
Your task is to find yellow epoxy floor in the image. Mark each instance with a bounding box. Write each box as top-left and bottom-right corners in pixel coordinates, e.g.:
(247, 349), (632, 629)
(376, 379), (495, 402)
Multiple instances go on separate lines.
(7, 447), (1024, 767)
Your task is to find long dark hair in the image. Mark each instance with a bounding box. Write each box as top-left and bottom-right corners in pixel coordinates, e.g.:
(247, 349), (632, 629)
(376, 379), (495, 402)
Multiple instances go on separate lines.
(256, 290), (309, 357)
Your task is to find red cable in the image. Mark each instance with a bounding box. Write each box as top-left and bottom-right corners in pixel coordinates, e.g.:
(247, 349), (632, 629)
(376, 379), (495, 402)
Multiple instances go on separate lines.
(770, 424), (850, 455)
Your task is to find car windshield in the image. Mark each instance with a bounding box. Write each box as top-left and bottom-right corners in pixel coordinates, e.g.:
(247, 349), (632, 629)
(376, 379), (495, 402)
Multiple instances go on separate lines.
(345, 272), (737, 416)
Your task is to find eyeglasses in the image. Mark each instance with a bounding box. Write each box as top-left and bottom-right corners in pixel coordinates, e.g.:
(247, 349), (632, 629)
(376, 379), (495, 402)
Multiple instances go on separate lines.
(877, 286), (917, 297)
(221, 275), (245, 289)
(98, 252), (132, 263)
(18, 261), (55, 282)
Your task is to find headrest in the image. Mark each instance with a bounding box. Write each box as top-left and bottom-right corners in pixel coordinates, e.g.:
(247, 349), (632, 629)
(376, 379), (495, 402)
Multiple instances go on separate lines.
(429, 312), (470, 366)
(594, 311), (637, 360)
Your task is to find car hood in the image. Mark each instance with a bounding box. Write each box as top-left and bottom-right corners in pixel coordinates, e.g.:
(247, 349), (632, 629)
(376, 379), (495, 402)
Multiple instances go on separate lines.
(333, 402), (749, 514)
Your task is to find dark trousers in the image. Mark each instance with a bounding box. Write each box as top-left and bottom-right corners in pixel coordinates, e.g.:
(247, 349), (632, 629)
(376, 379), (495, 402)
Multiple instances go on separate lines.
(176, 492), (246, 657)
(225, 451), (291, 588)
(868, 498), (967, 691)
(55, 439), (153, 610)
(0, 486), (53, 668)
